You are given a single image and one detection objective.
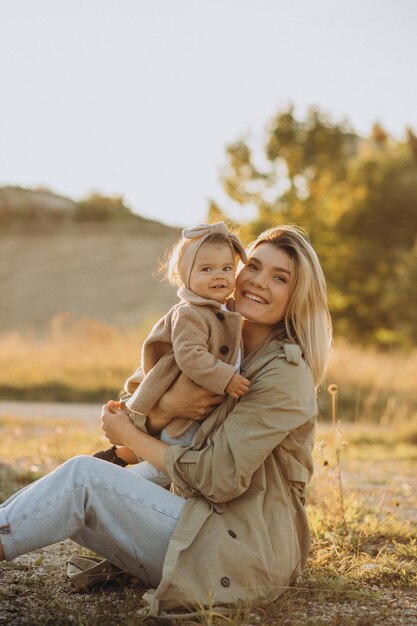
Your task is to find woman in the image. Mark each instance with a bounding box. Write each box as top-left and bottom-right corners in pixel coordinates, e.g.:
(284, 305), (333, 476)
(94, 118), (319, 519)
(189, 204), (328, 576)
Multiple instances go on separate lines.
(0, 225), (331, 616)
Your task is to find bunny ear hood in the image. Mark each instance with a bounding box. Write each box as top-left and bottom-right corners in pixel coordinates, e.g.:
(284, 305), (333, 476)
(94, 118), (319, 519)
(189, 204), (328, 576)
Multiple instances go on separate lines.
(179, 222), (248, 289)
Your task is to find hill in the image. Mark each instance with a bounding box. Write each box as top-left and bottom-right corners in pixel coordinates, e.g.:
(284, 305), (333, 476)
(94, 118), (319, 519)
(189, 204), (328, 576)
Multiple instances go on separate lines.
(0, 187), (180, 331)
(0, 186), (77, 222)
(0, 185), (166, 226)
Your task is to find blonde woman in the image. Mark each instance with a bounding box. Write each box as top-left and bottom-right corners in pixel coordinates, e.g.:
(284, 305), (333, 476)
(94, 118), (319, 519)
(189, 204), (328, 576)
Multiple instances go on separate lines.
(0, 225), (332, 617)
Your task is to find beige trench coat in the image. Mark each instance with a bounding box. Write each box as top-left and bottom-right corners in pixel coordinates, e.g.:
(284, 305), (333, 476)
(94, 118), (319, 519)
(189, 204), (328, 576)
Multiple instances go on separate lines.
(125, 287), (242, 437)
(136, 335), (317, 616)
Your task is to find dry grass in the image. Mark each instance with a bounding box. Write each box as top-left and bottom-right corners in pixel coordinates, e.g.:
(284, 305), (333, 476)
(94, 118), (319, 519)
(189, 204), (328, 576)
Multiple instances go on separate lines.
(328, 341), (416, 397)
(325, 341), (417, 424)
(0, 315), (149, 401)
(0, 416), (104, 486)
(1, 319), (417, 426)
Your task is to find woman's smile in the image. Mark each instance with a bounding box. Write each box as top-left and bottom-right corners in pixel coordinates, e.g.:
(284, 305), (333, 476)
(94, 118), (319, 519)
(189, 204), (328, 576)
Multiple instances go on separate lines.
(242, 290), (269, 305)
(235, 242), (292, 328)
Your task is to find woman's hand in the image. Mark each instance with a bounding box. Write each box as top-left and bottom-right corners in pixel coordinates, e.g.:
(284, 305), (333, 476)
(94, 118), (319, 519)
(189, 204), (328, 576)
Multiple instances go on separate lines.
(101, 400), (170, 473)
(147, 373), (225, 434)
(159, 373), (225, 420)
(101, 401), (135, 446)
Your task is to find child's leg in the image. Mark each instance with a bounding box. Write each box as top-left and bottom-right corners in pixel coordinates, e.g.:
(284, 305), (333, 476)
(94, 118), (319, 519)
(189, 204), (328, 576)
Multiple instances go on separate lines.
(160, 420), (200, 446)
(127, 461), (172, 487)
(128, 421), (200, 486)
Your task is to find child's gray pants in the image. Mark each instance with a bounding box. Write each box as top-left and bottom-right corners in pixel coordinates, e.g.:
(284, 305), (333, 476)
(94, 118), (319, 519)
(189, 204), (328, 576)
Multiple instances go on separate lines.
(132, 420), (200, 486)
(0, 455), (186, 586)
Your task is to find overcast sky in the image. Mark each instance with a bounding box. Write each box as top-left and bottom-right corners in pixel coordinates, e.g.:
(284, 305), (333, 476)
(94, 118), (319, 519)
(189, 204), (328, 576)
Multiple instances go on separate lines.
(1, 0), (416, 227)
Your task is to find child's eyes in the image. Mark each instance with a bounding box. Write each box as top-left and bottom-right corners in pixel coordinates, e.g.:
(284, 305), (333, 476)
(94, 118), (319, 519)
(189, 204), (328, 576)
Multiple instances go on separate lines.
(201, 266), (234, 272)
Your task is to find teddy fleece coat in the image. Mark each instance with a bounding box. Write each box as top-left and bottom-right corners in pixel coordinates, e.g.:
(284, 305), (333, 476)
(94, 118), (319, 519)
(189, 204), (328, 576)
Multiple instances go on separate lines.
(125, 287), (242, 437)
(131, 335), (317, 617)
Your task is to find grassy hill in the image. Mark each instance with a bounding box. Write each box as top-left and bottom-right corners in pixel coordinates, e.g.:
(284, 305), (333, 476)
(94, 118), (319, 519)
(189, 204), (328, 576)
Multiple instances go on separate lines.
(0, 187), (180, 331)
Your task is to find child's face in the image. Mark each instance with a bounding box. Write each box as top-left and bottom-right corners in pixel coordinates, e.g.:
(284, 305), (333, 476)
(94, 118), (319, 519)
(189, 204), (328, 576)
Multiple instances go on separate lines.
(189, 242), (236, 303)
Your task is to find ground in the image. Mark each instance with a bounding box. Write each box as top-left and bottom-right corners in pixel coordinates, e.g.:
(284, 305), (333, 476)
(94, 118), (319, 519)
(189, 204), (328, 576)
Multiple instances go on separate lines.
(0, 408), (416, 625)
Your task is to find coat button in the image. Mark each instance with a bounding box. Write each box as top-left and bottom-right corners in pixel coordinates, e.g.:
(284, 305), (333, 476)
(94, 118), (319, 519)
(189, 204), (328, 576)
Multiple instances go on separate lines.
(220, 576), (230, 588)
(228, 529), (237, 538)
(220, 345), (229, 355)
(216, 312), (225, 321)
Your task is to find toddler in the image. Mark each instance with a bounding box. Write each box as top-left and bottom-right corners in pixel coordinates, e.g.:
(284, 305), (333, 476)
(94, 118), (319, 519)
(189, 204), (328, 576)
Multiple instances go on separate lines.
(94, 222), (250, 485)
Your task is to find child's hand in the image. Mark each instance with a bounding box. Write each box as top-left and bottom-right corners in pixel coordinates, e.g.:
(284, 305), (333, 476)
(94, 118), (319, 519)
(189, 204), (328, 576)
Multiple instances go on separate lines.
(106, 400), (127, 415)
(225, 373), (250, 399)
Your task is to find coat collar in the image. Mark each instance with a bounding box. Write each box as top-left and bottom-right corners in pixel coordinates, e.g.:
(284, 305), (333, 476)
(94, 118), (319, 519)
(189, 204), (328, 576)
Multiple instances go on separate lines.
(241, 335), (302, 372)
(177, 287), (233, 309)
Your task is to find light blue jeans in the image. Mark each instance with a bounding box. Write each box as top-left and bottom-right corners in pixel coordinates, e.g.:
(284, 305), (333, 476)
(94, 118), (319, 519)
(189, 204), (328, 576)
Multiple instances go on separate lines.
(0, 455), (186, 586)
(134, 421), (200, 486)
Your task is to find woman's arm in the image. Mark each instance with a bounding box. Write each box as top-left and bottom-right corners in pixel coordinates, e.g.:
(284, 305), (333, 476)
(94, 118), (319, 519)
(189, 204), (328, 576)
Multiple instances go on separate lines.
(164, 362), (317, 503)
(101, 373), (225, 462)
(146, 373), (225, 435)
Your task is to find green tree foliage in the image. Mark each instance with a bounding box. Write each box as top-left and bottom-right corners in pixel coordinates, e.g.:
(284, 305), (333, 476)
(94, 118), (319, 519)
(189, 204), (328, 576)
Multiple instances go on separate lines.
(219, 106), (417, 347)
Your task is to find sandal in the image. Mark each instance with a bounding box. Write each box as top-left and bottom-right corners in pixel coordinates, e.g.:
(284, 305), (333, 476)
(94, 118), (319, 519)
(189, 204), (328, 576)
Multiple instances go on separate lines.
(66, 554), (125, 590)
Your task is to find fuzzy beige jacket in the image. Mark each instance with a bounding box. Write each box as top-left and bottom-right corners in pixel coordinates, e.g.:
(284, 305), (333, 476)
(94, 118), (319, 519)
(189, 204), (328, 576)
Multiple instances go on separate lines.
(132, 336), (317, 617)
(125, 287), (242, 437)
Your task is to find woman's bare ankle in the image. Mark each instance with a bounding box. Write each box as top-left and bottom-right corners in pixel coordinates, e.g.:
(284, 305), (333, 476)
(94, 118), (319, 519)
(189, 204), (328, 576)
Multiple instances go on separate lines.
(0, 540), (5, 561)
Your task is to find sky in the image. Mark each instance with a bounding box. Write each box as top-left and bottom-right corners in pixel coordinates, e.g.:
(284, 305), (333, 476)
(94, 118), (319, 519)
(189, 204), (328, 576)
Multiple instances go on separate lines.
(0, 0), (416, 227)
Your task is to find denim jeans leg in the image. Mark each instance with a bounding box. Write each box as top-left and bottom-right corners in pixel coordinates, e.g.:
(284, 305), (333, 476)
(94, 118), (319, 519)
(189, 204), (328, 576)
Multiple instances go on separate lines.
(0, 455), (186, 586)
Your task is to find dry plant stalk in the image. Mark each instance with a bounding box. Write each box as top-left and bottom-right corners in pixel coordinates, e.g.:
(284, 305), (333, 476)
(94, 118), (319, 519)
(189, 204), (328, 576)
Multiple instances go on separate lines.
(328, 383), (348, 538)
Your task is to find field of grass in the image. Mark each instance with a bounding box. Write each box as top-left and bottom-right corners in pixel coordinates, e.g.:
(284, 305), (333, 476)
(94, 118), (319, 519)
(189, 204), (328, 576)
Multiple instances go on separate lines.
(1, 322), (416, 624)
(0, 416), (417, 626)
(1, 410), (416, 624)
(1, 317), (416, 425)
(0, 316), (150, 402)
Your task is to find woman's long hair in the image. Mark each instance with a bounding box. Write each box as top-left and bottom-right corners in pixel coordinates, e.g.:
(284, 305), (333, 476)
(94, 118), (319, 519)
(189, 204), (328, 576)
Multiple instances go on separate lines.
(247, 225), (332, 388)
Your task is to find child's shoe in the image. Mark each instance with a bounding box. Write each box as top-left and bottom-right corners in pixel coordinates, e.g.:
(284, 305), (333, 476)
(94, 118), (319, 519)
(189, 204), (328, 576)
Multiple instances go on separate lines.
(93, 445), (128, 467)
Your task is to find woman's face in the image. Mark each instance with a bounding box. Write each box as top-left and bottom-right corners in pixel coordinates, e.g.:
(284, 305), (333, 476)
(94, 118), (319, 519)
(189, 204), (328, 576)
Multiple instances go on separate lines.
(235, 242), (292, 326)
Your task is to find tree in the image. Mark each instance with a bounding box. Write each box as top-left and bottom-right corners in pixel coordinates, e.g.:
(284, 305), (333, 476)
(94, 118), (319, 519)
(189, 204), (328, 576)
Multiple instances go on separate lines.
(217, 106), (417, 347)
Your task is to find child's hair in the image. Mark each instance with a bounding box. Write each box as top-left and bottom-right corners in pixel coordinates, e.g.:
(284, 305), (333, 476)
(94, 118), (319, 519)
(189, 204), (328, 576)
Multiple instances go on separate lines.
(247, 225), (332, 388)
(160, 232), (239, 288)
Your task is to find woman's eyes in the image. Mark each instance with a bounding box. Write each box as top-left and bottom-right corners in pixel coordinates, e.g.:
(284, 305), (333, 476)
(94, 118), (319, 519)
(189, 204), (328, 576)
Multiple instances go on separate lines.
(274, 275), (287, 283)
(247, 263), (286, 283)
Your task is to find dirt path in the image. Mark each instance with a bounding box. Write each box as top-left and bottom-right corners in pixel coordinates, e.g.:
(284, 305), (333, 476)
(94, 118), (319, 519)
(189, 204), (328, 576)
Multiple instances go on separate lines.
(0, 401), (102, 425)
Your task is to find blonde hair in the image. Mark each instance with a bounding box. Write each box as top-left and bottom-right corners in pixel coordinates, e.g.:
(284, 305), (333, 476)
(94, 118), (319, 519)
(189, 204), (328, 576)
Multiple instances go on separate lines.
(247, 225), (332, 388)
(162, 232), (239, 287)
